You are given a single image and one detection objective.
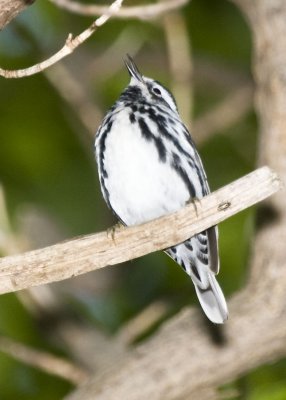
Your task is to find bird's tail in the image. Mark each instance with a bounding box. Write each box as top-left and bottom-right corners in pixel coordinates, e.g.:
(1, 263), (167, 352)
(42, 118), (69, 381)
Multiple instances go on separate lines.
(166, 228), (228, 324)
(193, 272), (228, 324)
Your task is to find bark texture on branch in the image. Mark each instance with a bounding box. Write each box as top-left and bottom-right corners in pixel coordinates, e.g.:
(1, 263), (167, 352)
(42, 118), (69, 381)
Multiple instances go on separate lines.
(65, 2), (286, 399)
(0, 0), (35, 30)
(0, 0), (124, 78)
(0, 167), (280, 295)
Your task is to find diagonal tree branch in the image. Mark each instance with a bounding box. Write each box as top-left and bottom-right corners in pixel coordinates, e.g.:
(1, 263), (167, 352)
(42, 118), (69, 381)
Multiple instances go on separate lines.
(0, 0), (124, 79)
(0, 166), (281, 296)
(194, 84), (254, 144)
(0, 335), (89, 385)
(0, 0), (189, 79)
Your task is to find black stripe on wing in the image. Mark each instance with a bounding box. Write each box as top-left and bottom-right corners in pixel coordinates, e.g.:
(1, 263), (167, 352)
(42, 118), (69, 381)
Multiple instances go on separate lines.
(206, 226), (219, 274)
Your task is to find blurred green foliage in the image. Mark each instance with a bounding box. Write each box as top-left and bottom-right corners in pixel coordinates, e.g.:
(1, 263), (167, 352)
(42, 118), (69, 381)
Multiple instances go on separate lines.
(0, 0), (285, 399)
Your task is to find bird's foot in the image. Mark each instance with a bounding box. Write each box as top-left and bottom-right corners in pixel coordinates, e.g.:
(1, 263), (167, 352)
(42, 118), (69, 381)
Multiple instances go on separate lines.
(186, 197), (201, 217)
(107, 222), (124, 241)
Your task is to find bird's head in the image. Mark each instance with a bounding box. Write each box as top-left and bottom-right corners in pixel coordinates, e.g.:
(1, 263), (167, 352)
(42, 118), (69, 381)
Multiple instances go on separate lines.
(124, 54), (178, 114)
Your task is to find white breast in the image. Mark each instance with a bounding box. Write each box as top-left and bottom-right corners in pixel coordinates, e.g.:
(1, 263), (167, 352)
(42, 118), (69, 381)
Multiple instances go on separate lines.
(103, 111), (190, 225)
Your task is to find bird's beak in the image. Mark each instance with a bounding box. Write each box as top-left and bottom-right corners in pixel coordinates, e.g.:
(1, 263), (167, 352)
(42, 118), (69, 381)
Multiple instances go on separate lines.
(124, 54), (144, 84)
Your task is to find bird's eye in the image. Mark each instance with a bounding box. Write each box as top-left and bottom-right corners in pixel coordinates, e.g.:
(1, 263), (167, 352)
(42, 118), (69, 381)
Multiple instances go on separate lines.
(152, 87), (162, 96)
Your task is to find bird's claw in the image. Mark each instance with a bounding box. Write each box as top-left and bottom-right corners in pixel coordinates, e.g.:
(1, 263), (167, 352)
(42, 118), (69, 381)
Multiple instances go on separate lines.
(107, 222), (124, 242)
(186, 196), (201, 217)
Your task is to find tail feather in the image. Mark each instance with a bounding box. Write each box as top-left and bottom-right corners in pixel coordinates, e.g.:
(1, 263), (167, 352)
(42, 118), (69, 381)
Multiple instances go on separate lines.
(194, 272), (228, 324)
(166, 229), (228, 324)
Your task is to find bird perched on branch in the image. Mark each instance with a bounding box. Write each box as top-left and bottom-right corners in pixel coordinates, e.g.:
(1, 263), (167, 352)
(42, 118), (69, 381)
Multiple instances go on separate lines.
(95, 55), (228, 323)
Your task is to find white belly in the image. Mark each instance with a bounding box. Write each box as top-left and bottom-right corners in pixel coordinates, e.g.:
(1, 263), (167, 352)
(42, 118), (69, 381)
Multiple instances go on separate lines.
(103, 112), (190, 225)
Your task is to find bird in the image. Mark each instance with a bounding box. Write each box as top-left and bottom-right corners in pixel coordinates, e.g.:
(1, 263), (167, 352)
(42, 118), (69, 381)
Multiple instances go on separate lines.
(94, 54), (228, 324)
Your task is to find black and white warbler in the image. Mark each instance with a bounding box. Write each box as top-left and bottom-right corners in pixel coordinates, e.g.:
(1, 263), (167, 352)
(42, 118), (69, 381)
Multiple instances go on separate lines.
(95, 55), (228, 323)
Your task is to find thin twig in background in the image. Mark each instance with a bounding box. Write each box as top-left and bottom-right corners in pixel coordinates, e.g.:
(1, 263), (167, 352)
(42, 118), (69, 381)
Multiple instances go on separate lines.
(193, 84), (254, 144)
(0, 188), (38, 256)
(45, 27), (146, 141)
(0, 187), (24, 255)
(0, 0), (124, 79)
(0, 336), (89, 385)
(45, 63), (103, 136)
(86, 26), (147, 81)
(118, 300), (170, 344)
(163, 8), (193, 124)
(57, 321), (129, 371)
(0, 0), (191, 79)
(0, 166), (281, 295)
(194, 57), (250, 90)
(49, 0), (189, 20)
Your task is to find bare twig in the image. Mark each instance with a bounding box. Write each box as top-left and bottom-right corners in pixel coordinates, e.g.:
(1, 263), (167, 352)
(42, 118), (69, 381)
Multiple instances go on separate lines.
(45, 26), (147, 140)
(0, 0), (124, 79)
(0, 166), (281, 295)
(49, 0), (189, 20)
(0, 336), (89, 384)
(45, 63), (103, 135)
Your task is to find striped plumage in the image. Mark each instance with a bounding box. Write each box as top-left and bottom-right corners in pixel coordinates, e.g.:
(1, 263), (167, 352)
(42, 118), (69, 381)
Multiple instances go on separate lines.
(95, 55), (228, 323)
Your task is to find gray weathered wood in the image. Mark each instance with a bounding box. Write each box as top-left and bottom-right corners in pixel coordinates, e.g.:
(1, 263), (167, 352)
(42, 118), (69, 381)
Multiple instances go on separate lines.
(0, 166), (281, 295)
